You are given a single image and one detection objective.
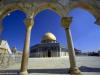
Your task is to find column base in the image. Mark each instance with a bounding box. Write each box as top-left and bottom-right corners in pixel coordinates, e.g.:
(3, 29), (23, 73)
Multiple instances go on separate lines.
(20, 71), (28, 75)
(68, 67), (81, 75)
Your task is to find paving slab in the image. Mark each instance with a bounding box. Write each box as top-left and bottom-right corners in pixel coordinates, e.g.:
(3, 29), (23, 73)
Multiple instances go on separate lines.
(0, 56), (100, 75)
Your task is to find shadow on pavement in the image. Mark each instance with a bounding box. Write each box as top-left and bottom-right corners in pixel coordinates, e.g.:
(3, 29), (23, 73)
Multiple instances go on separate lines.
(0, 68), (68, 74)
(79, 66), (100, 72)
(28, 68), (68, 74)
(0, 69), (19, 75)
(0, 67), (100, 75)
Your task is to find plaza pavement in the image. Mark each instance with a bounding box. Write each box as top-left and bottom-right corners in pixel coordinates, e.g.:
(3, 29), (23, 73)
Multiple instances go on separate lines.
(0, 56), (100, 75)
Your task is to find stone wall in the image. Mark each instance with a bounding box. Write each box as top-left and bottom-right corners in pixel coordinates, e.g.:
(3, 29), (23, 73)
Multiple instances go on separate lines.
(0, 54), (22, 69)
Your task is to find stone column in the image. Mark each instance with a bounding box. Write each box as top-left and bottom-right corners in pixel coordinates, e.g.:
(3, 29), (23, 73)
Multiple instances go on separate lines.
(0, 20), (3, 38)
(61, 17), (81, 74)
(20, 17), (33, 75)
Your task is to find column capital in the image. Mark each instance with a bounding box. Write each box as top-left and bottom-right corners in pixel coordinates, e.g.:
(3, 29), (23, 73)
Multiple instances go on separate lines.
(61, 17), (72, 29)
(24, 18), (34, 30)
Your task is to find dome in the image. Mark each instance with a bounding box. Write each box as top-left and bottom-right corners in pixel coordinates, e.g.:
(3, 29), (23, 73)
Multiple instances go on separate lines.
(41, 32), (56, 42)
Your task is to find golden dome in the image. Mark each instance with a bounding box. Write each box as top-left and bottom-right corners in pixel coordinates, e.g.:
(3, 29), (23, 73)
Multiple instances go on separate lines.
(42, 32), (56, 42)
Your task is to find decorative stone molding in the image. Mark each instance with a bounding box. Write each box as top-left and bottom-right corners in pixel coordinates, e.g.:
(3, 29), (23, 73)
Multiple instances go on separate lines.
(33, 3), (65, 17)
(61, 17), (72, 29)
(0, 0), (99, 22)
(24, 18), (34, 30)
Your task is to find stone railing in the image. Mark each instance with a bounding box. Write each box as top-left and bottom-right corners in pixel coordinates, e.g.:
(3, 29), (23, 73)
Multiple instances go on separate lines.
(0, 54), (22, 69)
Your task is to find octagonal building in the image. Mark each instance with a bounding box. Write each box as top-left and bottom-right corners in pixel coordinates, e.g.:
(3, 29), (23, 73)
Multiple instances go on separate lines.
(30, 32), (68, 57)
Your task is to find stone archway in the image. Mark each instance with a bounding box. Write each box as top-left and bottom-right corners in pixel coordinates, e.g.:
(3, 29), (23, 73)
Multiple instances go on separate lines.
(32, 2), (66, 17)
(0, 4), (26, 20)
(31, 1), (100, 25)
(68, 2), (100, 25)
(0, 0), (100, 75)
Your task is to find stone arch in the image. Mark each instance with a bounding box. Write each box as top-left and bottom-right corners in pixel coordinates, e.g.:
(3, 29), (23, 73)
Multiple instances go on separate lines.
(0, 3), (27, 36)
(0, 3), (26, 20)
(69, 2), (100, 24)
(31, 2), (100, 24)
(32, 3), (65, 17)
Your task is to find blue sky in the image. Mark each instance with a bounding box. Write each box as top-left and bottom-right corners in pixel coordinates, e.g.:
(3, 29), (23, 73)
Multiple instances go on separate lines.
(1, 8), (100, 52)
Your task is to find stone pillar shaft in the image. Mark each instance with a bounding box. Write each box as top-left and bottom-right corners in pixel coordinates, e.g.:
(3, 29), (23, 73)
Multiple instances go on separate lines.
(20, 28), (31, 72)
(65, 28), (76, 68)
(20, 18), (33, 75)
(0, 20), (3, 37)
(61, 17), (81, 74)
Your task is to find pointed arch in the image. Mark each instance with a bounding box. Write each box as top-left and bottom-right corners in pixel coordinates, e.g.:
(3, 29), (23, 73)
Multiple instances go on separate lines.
(69, 2), (100, 24)
(32, 3), (65, 17)
(0, 3), (26, 20)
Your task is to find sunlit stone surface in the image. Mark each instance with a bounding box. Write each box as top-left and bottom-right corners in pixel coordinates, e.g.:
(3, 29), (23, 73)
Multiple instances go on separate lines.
(0, 56), (100, 75)
(0, 0), (100, 24)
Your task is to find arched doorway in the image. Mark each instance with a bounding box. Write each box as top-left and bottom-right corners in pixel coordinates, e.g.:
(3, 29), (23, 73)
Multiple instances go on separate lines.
(48, 50), (51, 57)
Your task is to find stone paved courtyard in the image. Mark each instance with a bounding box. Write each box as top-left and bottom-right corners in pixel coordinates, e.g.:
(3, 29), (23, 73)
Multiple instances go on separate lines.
(0, 56), (100, 75)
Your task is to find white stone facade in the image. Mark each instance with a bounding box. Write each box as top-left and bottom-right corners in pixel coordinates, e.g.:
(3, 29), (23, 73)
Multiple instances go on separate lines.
(0, 40), (12, 54)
